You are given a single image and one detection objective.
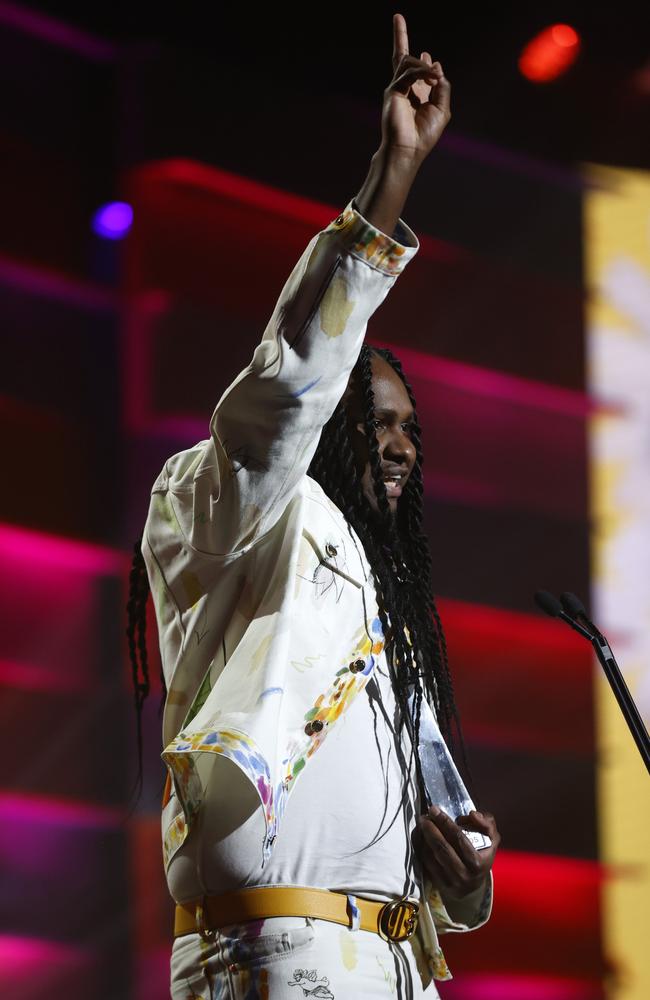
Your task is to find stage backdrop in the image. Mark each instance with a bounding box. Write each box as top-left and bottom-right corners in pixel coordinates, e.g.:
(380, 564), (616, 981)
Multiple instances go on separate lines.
(3, 5), (647, 999)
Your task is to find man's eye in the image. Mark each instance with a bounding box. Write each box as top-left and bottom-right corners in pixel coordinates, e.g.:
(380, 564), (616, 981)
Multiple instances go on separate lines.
(371, 419), (385, 431)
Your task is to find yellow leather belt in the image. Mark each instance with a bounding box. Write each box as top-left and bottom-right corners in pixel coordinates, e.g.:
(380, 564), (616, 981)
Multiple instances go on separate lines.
(175, 886), (419, 943)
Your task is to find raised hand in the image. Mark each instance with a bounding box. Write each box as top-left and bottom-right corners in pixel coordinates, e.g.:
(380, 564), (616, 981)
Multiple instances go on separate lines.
(353, 14), (452, 235)
(381, 13), (451, 164)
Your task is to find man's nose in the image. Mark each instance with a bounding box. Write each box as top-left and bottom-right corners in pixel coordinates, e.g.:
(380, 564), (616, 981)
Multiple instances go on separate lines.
(384, 427), (415, 463)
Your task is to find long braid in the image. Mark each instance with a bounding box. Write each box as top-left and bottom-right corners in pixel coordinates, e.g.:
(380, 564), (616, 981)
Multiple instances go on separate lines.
(308, 344), (468, 800)
(126, 538), (151, 797)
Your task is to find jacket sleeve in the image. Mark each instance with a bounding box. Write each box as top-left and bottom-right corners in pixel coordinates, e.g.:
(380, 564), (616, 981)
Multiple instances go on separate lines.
(159, 201), (418, 556)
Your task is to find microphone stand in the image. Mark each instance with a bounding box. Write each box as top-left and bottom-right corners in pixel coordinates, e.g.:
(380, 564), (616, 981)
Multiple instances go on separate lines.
(535, 591), (650, 775)
(589, 628), (650, 775)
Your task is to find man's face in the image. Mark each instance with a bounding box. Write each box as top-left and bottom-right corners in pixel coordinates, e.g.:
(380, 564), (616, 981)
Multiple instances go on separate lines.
(346, 355), (417, 516)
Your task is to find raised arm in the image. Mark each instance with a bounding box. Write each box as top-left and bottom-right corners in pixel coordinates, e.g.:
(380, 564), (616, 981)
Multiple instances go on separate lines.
(158, 15), (451, 556)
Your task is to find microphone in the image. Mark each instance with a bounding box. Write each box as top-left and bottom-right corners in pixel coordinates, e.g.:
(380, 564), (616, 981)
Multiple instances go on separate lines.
(559, 592), (602, 639)
(533, 590), (592, 640)
(534, 589), (650, 775)
(559, 590), (587, 618)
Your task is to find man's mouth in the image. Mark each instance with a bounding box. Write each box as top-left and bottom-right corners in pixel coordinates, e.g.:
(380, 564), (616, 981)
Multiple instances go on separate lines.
(383, 471), (407, 499)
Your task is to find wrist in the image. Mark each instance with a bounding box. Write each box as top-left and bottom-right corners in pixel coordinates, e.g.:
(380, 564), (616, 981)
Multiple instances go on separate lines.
(354, 146), (421, 238)
(374, 143), (423, 179)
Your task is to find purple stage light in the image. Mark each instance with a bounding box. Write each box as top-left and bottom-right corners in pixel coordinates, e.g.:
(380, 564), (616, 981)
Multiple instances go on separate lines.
(92, 201), (133, 240)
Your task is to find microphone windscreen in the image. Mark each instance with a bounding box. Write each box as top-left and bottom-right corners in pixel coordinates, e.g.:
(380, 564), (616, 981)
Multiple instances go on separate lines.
(534, 590), (563, 617)
(560, 592), (587, 618)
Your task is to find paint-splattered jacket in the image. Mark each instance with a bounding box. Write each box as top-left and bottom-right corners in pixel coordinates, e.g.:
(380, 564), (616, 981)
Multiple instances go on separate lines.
(143, 202), (491, 982)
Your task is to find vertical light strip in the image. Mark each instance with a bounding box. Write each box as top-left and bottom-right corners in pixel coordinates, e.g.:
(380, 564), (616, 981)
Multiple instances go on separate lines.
(584, 165), (650, 1000)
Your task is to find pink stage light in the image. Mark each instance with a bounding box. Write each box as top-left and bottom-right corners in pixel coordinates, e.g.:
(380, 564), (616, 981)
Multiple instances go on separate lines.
(135, 947), (176, 1000)
(0, 935), (90, 976)
(519, 25), (581, 83)
(444, 973), (602, 1000)
(0, 523), (124, 575)
(0, 2), (115, 61)
(0, 525), (125, 687)
(0, 792), (123, 830)
(0, 254), (116, 310)
(92, 201), (133, 240)
(0, 794), (123, 887)
(135, 158), (334, 229)
(0, 658), (88, 693)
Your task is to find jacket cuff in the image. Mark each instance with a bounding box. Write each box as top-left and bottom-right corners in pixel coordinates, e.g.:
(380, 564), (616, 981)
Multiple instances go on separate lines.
(324, 200), (419, 275)
(428, 872), (493, 933)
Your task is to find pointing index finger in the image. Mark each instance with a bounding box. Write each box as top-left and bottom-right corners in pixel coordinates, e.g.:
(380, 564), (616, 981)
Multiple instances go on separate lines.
(392, 12), (409, 69)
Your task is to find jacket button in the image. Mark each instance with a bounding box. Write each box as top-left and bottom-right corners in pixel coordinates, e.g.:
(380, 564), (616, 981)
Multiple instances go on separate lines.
(325, 542), (337, 558)
(349, 659), (365, 673)
(305, 720), (324, 736)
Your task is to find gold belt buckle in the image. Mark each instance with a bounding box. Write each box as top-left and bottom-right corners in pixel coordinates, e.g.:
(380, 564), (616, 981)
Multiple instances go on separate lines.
(377, 898), (419, 942)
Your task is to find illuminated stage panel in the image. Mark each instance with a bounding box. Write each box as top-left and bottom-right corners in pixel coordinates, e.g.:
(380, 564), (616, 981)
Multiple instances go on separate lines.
(437, 601), (596, 860)
(441, 852), (604, 980)
(377, 249), (584, 390)
(0, 792), (126, 943)
(0, 658), (86, 694)
(0, 524), (124, 682)
(125, 159), (340, 313)
(135, 946), (173, 1000)
(0, 526), (128, 803)
(0, 935), (98, 1000)
(402, 356), (588, 521)
(0, 680), (125, 802)
(443, 973), (602, 1000)
(439, 599), (594, 754)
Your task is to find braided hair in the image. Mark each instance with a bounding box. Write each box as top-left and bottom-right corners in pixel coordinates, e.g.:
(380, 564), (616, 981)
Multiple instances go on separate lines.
(308, 345), (465, 798)
(125, 538), (162, 796)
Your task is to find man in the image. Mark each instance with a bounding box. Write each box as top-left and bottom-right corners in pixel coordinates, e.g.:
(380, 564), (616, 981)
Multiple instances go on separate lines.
(128, 14), (499, 998)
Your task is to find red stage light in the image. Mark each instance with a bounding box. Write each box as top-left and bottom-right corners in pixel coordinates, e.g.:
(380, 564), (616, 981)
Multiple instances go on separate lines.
(551, 24), (579, 48)
(519, 24), (581, 83)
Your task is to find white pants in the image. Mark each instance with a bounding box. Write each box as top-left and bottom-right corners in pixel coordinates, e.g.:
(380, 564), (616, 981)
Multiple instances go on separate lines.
(170, 916), (441, 999)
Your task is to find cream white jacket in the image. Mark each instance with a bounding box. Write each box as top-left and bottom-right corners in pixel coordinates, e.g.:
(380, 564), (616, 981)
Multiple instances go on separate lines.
(143, 202), (491, 981)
